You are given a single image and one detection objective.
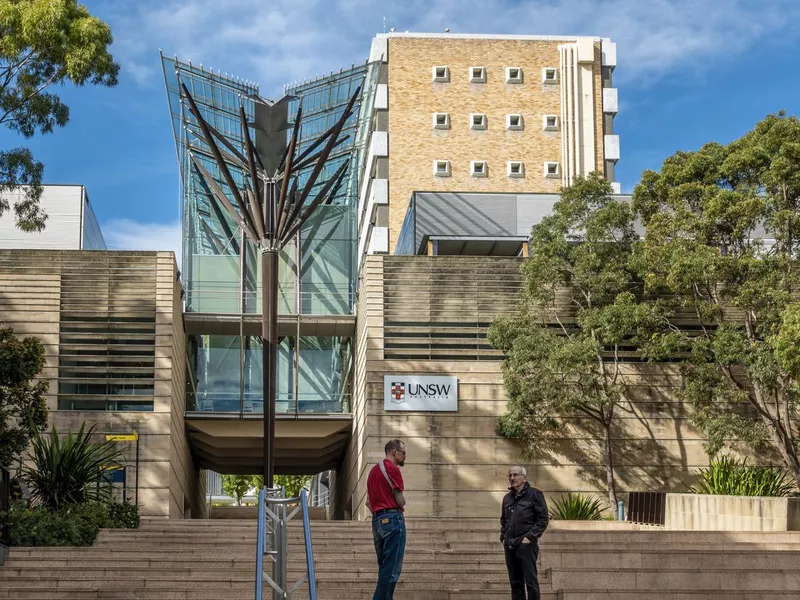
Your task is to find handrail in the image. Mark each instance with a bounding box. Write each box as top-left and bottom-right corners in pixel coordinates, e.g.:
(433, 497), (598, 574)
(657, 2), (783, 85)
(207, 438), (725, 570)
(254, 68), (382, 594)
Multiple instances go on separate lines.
(300, 489), (318, 600)
(254, 487), (267, 600)
(255, 486), (317, 600)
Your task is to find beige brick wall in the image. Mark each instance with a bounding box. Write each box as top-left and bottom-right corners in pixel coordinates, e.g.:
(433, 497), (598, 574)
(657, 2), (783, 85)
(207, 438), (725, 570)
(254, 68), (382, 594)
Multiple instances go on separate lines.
(387, 37), (605, 251)
(0, 250), (199, 519)
(339, 256), (765, 520)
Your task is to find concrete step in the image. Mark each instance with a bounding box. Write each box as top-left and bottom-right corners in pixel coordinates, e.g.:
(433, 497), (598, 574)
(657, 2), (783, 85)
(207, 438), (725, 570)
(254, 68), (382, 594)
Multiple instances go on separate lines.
(0, 588), (560, 600)
(559, 591), (800, 600)
(0, 567), (518, 582)
(549, 567), (800, 592)
(9, 547), (800, 573)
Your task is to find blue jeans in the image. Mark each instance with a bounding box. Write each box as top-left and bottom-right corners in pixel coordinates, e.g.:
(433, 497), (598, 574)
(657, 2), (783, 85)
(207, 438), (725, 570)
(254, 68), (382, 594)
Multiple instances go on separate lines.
(372, 510), (406, 600)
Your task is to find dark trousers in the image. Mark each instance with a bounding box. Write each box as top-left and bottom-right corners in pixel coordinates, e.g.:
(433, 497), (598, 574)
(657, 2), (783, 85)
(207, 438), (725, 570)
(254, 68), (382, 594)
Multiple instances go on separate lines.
(372, 511), (406, 600)
(504, 542), (540, 600)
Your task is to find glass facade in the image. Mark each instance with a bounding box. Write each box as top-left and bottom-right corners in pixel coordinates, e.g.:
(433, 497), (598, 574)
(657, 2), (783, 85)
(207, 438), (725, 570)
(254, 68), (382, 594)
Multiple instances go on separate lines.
(162, 55), (257, 310)
(186, 334), (351, 414)
(163, 56), (375, 416)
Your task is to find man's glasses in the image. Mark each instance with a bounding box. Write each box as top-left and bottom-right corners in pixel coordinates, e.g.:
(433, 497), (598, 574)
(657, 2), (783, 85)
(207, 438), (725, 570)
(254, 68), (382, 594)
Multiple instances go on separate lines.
(508, 473), (523, 479)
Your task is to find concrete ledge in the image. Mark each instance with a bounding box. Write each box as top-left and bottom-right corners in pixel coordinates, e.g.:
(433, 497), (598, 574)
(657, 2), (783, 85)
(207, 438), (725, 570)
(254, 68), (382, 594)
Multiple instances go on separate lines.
(665, 493), (800, 531)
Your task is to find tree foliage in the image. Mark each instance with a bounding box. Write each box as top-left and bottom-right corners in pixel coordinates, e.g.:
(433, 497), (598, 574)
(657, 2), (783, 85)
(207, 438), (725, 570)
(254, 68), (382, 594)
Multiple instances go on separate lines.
(634, 112), (800, 489)
(221, 474), (255, 506)
(0, 0), (118, 231)
(489, 174), (670, 508)
(222, 474), (312, 505)
(0, 326), (48, 468)
(254, 474), (312, 498)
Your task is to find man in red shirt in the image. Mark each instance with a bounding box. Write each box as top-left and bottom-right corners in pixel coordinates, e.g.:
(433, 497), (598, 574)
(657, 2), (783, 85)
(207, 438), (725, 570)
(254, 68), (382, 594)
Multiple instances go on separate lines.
(366, 439), (407, 600)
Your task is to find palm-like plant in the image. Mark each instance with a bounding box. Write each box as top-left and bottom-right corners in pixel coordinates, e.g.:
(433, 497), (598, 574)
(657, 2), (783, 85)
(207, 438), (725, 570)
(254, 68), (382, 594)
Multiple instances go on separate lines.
(689, 456), (795, 497)
(549, 492), (606, 520)
(22, 423), (124, 510)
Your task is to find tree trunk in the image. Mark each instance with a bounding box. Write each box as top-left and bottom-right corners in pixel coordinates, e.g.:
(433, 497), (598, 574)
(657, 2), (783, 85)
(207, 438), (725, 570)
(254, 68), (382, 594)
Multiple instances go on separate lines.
(752, 383), (800, 489)
(602, 424), (618, 510)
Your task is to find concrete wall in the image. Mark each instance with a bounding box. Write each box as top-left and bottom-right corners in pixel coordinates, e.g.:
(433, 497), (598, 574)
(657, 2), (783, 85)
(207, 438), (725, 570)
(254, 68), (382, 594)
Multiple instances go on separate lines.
(0, 250), (198, 518)
(339, 255), (767, 520)
(666, 494), (800, 531)
(386, 36), (605, 251)
(334, 257), (382, 519)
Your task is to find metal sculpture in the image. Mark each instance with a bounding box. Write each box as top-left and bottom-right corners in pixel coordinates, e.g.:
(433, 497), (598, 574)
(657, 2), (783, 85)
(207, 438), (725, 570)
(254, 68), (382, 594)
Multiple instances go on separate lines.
(179, 81), (360, 487)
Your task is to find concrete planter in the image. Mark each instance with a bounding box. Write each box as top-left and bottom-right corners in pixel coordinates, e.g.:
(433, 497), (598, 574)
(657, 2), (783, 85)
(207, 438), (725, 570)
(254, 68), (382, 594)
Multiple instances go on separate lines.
(665, 493), (800, 531)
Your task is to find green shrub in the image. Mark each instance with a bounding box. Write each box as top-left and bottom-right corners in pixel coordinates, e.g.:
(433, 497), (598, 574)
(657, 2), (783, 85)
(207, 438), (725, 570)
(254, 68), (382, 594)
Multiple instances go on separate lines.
(22, 423), (124, 510)
(549, 492), (605, 520)
(690, 456), (795, 497)
(107, 501), (139, 529)
(8, 503), (100, 546)
(4, 501), (139, 547)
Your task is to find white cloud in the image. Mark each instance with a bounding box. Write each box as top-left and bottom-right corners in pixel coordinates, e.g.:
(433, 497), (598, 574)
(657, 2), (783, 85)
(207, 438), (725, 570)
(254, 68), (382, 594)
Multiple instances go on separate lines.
(102, 0), (800, 92)
(102, 218), (182, 268)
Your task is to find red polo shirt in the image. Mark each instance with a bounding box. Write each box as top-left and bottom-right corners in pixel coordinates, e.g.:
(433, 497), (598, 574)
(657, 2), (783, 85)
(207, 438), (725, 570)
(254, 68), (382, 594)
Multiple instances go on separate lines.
(367, 459), (405, 513)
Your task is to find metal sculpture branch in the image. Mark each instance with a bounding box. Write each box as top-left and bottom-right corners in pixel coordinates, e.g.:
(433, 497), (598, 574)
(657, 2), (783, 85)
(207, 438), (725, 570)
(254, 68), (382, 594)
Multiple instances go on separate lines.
(179, 81), (360, 487)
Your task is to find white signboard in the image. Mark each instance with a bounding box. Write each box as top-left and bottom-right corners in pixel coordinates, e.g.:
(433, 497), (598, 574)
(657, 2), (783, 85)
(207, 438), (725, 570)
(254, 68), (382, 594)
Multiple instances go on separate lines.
(384, 375), (458, 412)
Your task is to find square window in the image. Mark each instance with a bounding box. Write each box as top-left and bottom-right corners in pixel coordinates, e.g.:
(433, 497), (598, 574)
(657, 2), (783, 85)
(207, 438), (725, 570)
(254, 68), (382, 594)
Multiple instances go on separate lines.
(542, 68), (558, 83)
(471, 160), (488, 177)
(543, 115), (559, 131)
(433, 113), (450, 130)
(433, 66), (450, 82)
(506, 67), (523, 83)
(433, 160), (451, 177)
(506, 114), (524, 131)
(470, 66), (487, 83)
(470, 113), (487, 130)
(544, 162), (560, 178)
(507, 161), (525, 178)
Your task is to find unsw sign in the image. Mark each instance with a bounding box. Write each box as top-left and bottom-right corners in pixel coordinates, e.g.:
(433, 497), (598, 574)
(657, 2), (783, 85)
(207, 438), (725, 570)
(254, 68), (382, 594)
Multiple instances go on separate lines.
(383, 375), (458, 412)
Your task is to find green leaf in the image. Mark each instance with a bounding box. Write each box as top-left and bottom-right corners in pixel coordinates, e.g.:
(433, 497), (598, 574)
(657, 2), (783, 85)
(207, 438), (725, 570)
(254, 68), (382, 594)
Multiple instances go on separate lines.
(21, 422), (125, 510)
(549, 492), (606, 520)
(689, 456), (795, 497)
(0, 0), (119, 231)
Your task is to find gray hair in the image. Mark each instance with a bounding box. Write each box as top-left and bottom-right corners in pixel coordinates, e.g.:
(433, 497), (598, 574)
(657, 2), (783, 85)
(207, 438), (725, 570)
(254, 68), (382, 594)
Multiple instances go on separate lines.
(509, 465), (527, 476)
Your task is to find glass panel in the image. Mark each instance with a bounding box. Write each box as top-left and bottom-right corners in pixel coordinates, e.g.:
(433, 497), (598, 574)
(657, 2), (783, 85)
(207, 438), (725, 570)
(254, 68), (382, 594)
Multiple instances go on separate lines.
(194, 335), (240, 412)
(189, 334), (297, 413)
(299, 205), (355, 314)
(297, 337), (345, 413)
(186, 334), (350, 414)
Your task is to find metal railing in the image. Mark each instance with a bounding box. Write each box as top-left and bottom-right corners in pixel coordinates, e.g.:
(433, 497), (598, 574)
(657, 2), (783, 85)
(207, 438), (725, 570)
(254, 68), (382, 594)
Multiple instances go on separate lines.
(187, 392), (351, 415)
(627, 491), (666, 525)
(255, 487), (317, 600)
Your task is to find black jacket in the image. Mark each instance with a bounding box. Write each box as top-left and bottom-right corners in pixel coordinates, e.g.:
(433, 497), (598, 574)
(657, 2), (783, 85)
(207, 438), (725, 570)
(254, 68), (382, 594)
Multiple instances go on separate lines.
(500, 482), (549, 549)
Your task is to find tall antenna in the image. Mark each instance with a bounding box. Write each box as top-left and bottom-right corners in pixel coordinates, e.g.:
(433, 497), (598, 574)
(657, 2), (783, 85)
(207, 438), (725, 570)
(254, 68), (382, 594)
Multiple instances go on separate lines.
(383, 16), (386, 34)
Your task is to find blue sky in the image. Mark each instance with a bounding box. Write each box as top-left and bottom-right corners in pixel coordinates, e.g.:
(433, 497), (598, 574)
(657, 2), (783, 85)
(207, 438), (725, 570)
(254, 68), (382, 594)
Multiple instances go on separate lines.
(6, 0), (800, 258)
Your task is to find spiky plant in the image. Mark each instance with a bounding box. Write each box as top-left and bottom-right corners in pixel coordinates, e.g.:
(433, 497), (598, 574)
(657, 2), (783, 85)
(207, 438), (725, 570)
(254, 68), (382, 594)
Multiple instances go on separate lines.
(549, 492), (605, 520)
(689, 456), (795, 497)
(22, 423), (124, 510)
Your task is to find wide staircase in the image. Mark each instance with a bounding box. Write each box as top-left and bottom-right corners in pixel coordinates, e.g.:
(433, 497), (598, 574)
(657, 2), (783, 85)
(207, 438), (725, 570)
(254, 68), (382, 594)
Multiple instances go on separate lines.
(2, 518), (800, 599)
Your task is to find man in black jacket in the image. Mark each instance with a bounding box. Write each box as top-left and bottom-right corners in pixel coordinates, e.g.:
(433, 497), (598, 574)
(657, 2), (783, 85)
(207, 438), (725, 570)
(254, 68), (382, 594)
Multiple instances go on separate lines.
(500, 465), (549, 600)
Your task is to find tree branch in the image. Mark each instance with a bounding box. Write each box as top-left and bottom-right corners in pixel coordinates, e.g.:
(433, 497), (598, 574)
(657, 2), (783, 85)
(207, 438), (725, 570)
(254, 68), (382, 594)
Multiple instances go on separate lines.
(0, 71), (61, 127)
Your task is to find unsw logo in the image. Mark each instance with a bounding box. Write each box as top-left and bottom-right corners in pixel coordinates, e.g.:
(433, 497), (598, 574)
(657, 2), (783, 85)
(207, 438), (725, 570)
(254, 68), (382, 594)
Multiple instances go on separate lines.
(390, 382), (406, 403)
(389, 380), (453, 404)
